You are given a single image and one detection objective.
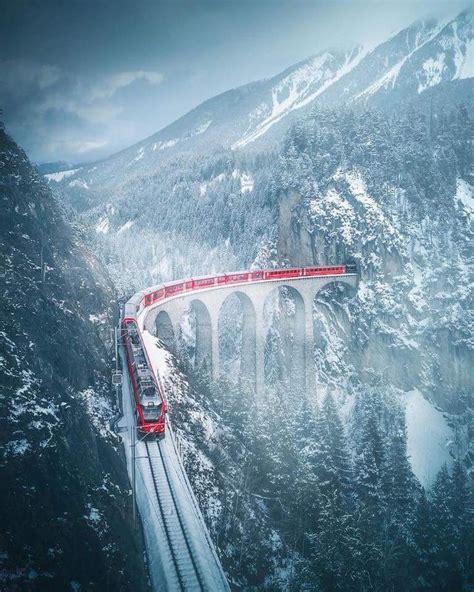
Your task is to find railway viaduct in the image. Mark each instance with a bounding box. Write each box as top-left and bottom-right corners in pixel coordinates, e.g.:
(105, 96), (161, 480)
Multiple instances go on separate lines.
(141, 272), (358, 395)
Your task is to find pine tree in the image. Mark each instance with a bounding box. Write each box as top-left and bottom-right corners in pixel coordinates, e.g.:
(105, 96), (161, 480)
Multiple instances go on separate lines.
(410, 490), (437, 590)
(430, 464), (462, 591)
(385, 409), (418, 520)
(449, 460), (474, 589)
(354, 394), (386, 514)
(322, 393), (353, 499)
(380, 409), (418, 589)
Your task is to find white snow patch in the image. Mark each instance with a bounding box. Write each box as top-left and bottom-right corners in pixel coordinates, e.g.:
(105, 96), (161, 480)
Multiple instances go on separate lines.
(240, 172), (254, 193)
(117, 220), (135, 234)
(79, 388), (114, 439)
(84, 505), (101, 523)
(355, 21), (448, 101)
(418, 53), (446, 93)
(405, 389), (453, 488)
(213, 173), (226, 183)
(456, 178), (474, 214)
(232, 170), (254, 193)
(354, 59), (405, 100)
(458, 38), (474, 79)
(5, 439), (31, 457)
(232, 46), (367, 149)
(68, 178), (89, 189)
(130, 147), (145, 164)
(96, 217), (109, 234)
(88, 312), (107, 325)
(44, 168), (80, 182)
(152, 138), (180, 151)
(195, 120), (212, 135)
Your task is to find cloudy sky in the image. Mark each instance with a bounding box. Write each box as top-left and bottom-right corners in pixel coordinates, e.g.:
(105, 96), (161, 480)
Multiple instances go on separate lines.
(0, 0), (467, 164)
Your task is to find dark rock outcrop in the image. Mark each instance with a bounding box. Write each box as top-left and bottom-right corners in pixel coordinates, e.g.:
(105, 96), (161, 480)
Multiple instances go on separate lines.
(0, 124), (149, 591)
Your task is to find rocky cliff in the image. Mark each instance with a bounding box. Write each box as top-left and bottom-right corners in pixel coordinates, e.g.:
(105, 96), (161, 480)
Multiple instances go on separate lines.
(0, 125), (149, 591)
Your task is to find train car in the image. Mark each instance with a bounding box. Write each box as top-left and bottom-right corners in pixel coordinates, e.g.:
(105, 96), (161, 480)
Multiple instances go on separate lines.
(124, 291), (146, 317)
(217, 275), (228, 285)
(165, 280), (186, 297)
(264, 268), (302, 280)
(121, 318), (166, 437)
(152, 287), (165, 302)
(303, 265), (345, 276)
(193, 275), (218, 289)
(144, 286), (166, 306)
(226, 271), (250, 283)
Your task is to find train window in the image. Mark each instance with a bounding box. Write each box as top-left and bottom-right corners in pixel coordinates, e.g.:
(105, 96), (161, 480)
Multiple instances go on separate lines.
(143, 406), (160, 420)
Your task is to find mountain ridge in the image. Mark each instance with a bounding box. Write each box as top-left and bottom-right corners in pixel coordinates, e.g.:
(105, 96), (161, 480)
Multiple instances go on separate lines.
(45, 7), (473, 198)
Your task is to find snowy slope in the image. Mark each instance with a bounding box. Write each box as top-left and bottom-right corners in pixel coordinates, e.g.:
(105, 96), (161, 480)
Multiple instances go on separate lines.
(48, 9), (473, 210)
(232, 46), (367, 149)
(404, 389), (454, 488)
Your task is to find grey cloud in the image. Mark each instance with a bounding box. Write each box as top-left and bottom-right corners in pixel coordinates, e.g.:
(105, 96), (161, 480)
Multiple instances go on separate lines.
(1, 0), (468, 163)
(0, 59), (62, 99)
(89, 70), (164, 101)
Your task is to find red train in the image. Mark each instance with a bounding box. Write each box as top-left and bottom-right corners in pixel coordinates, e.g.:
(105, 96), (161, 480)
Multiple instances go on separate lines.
(141, 264), (355, 307)
(121, 318), (166, 436)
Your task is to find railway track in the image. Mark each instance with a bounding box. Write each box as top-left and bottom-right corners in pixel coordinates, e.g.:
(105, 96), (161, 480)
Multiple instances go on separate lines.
(145, 440), (206, 591)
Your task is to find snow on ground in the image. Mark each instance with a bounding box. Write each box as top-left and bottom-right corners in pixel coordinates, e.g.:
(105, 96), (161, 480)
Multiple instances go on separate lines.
(240, 173), (254, 193)
(141, 330), (174, 386)
(353, 59), (405, 100)
(44, 168), (80, 182)
(232, 46), (367, 149)
(79, 388), (114, 439)
(231, 170), (255, 193)
(4, 439), (31, 457)
(195, 120), (212, 135)
(404, 389), (454, 488)
(458, 38), (474, 79)
(344, 170), (398, 239)
(117, 220), (135, 234)
(96, 217), (109, 234)
(83, 503), (103, 535)
(418, 53), (446, 93)
(152, 138), (180, 151)
(132, 147), (145, 163)
(456, 177), (474, 214)
(68, 178), (89, 189)
(89, 312), (108, 325)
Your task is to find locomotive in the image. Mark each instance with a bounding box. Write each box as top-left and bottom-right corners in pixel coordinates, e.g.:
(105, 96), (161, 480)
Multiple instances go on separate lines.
(121, 318), (166, 436)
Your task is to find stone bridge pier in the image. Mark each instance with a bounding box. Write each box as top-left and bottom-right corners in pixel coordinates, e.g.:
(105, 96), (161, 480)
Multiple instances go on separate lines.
(143, 275), (357, 396)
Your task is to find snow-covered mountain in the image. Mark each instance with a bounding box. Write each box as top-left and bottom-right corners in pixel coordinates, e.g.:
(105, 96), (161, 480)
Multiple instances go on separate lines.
(46, 8), (473, 205)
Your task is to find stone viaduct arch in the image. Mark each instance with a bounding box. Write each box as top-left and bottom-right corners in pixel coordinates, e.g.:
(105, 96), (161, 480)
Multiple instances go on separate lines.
(218, 291), (257, 386)
(144, 274), (358, 395)
(263, 285), (306, 392)
(155, 310), (175, 353)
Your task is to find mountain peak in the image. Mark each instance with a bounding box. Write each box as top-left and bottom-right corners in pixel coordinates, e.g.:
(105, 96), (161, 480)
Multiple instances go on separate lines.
(47, 11), (473, 195)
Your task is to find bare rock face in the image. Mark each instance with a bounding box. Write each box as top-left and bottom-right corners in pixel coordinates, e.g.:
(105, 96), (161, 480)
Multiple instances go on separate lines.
(0, 125), (149, 591)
